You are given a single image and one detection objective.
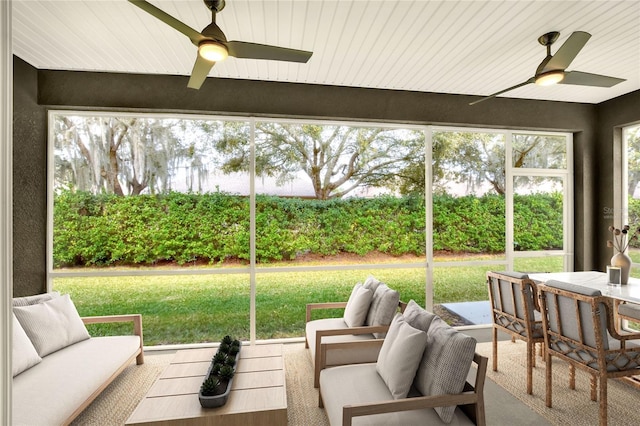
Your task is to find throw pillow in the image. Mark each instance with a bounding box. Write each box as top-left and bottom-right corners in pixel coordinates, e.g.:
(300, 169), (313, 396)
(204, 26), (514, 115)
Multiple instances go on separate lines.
(13, 293), (91, 357)
(343, 283), (373, 327)
(376, 313), (428, 399)
(12, 312), (42, 377)
(366, 284), (400, 338)
(12, 291), (60, 307)
(362, 275), (382, 294)
(415, 315), (477, 423)
(402, 300), (436, 333)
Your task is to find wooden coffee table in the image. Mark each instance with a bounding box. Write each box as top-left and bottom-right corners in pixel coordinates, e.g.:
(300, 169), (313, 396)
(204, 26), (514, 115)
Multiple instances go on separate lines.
(126, 344), (287, 425)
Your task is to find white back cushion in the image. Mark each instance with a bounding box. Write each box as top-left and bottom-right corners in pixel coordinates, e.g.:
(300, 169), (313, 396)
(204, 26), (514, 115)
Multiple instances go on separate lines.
(12, 291), (60, 307)
(376, 313), (428, 399)
(12, 312), (42, 376)
(366, 284), (400, 338)
(13, 294), (90, 357)
(415, 315), (477, 422)
(343, 284), (373, 327)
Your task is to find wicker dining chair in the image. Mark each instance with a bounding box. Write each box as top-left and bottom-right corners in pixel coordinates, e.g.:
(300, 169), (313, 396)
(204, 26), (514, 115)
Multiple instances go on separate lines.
(486, 271), (544, 395)
(538, 280), (640, 426)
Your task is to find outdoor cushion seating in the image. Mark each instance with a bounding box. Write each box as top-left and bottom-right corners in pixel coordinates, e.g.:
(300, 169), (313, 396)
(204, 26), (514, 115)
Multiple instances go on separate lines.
(616, 300), (640, 321)
(305, 276), (404, 387)
(486, 271), (544, 395)
(318, 300), (487, 425)
(538, 280), (640, 426)
(12, 292), (144, 426)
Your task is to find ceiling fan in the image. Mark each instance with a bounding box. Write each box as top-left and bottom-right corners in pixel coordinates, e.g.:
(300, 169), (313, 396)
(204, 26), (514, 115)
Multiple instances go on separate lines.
(128, 0), (313, 90)
(469, 31), (625, 105)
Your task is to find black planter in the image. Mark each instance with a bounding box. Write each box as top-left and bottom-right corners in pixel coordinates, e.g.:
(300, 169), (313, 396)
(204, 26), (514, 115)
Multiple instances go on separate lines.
(198, 342), (241, 408)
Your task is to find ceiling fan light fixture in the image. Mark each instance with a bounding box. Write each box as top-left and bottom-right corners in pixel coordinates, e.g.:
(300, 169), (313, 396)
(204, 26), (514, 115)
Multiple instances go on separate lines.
(198, 41), (228, 62)
(535, 70), (565, 86)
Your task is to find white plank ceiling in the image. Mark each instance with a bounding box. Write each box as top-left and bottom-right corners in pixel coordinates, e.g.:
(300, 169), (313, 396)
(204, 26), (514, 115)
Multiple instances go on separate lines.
(11, 0), (640, 104)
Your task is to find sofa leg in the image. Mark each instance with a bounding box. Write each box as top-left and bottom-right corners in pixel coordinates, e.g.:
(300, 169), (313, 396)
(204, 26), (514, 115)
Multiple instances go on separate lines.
(318, 392), (324, 408)
(136, 351), (145, 365)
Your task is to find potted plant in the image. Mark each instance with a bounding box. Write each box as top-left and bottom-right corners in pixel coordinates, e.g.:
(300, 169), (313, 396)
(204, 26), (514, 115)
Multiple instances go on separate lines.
(199, 335), (242, 408)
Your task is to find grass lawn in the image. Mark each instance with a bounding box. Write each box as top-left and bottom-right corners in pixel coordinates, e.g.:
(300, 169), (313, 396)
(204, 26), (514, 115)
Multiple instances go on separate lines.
(54, 255), (562, 346)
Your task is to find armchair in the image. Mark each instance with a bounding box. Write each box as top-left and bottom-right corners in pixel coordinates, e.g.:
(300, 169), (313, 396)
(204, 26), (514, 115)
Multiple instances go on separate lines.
(318, 301), (487, 426)
(305, 276), (404, 388)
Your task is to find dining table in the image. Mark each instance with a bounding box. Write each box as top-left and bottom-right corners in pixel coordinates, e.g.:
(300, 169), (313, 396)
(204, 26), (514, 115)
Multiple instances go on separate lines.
(529, 270), (640, 389)
(528, 271), (640, 304)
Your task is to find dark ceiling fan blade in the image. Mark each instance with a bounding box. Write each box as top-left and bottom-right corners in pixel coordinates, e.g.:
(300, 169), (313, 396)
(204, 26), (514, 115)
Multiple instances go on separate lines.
(226, 41), (312, 63)
(187, 55), (216, 89)
(128, 0), (206, 46)
(469, 78), (535, 106)
(560, 70), (626, 87)
(542, 31), (591, 72)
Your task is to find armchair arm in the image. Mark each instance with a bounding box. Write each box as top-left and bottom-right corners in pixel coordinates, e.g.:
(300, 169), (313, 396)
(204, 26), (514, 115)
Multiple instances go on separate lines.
(615, 300), (640, 322)
(81, 314), (144, 364)
(342, 391), (479, 426)
(600, 299), (640, 341)
(528, 280), (542, 313)
(315, 325), (389, 365)
(313, 325), (389, 387)
(306, 302), (348, 322)
(319, 339), (385, 370)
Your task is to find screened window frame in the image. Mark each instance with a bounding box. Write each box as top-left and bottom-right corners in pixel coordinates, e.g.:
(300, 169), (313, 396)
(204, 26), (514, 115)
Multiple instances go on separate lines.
(47, 110), (574, 342)
(620, 122), (640, 266)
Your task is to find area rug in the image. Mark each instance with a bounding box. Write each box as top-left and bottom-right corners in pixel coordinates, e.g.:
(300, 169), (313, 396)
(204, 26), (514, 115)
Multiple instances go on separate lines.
(69, 340), (640, 425)
(476, 340), (640, 426)
(70, 343), (329, 426)
(70, 353), (174, 426)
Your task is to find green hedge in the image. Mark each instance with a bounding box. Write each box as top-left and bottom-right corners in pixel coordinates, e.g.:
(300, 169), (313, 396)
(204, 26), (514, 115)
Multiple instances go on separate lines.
(53, 190), (564, 267)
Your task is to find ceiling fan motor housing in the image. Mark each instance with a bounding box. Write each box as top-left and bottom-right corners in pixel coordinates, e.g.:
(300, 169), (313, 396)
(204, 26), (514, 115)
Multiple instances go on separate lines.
(201, 22), (228, 43)
(538, 31), (560, 47)
(204, 0), (225, 13)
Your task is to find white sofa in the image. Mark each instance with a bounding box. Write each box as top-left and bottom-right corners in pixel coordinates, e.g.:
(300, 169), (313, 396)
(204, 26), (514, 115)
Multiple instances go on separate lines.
(12, 292), (144, 426)
(305, 276), (403, 387)
(318, 300), (487, 426)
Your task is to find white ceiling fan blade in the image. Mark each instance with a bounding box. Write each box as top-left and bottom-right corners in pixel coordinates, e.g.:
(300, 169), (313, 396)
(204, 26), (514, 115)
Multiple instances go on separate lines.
(187, 55), (216, 89)
(560, 71), (626, 87)
(128, 0), (205, 46)
(542, 31), (591, 72)
(469, 78), (535, 106)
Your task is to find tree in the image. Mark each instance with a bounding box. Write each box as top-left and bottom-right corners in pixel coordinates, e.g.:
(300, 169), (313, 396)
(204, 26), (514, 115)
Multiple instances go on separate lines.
(431, 132), (566, 196)
(53, 115), (217, 195)
(217, 123), (424, 199)
(627, 126), (640, 197)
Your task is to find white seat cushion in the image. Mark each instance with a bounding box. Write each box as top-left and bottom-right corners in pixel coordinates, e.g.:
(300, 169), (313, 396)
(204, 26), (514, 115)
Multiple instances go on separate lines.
(320, 363), (474, 426)
(12, 335), (141, 426)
